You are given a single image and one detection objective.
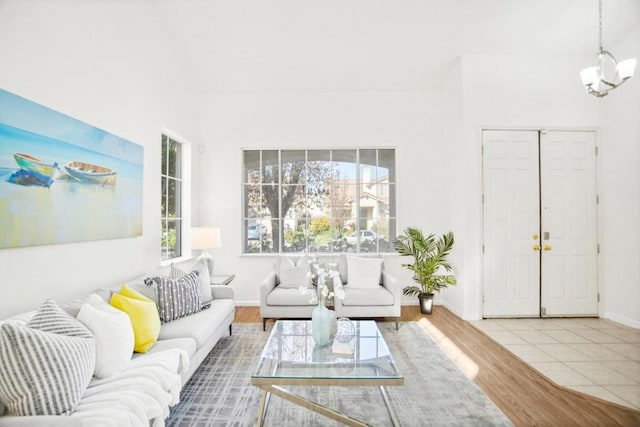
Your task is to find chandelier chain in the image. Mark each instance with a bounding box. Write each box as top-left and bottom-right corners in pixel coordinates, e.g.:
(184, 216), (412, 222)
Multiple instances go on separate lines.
(598, 0), (603, 52)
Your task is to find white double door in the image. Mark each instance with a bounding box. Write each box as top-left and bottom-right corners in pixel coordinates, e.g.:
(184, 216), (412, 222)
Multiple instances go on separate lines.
(482, 130), (598, 317)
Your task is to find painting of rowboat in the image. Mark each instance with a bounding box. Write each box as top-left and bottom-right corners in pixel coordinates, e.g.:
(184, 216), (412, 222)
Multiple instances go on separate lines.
(0, 88), (143, 249)
(11, 153), (60, 187)
(64, 161), (117, 186)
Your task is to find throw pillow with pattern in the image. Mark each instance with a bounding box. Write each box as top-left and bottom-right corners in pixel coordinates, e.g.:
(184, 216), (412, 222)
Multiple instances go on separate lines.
(145, 270), (202, 323)
(0, 300), (95, 416)
(170, 260), (213, 307)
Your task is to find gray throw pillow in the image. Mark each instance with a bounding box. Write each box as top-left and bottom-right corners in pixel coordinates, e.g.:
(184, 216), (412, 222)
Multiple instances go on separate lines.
(0, 300), (95, 416)
(145, 271), (202, 323)
(170, 260), (213, 307)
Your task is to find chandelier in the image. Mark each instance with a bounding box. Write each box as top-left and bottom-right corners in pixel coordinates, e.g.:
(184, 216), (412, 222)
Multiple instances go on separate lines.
(580, 0), (636, 97)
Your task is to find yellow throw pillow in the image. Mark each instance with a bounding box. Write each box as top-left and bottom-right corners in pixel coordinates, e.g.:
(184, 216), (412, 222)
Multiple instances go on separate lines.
(110, 285), (160, 353)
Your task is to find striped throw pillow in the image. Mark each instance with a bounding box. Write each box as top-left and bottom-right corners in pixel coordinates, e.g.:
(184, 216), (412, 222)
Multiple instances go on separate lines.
(0, 300), (95, 416)
(145, 271), (202, 323)
(170, 260), (213, 307)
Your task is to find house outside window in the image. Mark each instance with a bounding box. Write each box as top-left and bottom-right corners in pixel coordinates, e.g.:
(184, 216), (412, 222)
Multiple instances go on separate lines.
(242, 149), (396, 254)
(161, 134), (183, 260)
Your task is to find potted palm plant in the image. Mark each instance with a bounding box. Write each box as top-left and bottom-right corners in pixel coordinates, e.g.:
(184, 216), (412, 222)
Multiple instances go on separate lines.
(394, 227), (457, 314)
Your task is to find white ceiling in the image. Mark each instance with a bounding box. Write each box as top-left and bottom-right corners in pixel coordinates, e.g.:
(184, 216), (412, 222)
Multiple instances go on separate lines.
(154, 0), (640, 93)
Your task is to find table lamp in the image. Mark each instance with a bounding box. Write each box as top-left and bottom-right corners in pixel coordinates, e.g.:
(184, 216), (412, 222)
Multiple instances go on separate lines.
(191, 226), (221, 276)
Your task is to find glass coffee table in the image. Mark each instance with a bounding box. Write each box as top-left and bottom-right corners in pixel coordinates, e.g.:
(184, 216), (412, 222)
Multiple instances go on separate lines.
(251, 320), (403, 426)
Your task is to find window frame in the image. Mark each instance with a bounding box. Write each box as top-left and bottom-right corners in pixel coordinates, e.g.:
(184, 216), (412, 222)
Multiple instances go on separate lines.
(161, 131), (192, 261)
(241, 148), (396, 255)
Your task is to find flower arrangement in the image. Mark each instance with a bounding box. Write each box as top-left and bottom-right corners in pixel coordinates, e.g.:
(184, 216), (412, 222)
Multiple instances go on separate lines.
(300, 263), (345, 306)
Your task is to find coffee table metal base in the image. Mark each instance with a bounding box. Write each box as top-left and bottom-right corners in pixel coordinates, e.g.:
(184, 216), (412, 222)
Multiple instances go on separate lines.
(255, 383), (401, 427)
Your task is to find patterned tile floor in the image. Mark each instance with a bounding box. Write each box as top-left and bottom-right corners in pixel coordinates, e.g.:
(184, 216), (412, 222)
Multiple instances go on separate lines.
(469, 317), (640, 410)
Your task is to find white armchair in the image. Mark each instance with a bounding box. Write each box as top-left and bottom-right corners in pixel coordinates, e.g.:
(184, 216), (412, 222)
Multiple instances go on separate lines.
(333, 257), (401, 330)
(259, 270), (316, 331)
(259, 255), (401, 331)
(259, 256), (319, 330)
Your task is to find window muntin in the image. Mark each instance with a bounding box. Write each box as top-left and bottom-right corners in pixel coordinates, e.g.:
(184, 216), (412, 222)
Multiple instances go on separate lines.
(161, 135), (183, 260)
(243, 149), (396, 254)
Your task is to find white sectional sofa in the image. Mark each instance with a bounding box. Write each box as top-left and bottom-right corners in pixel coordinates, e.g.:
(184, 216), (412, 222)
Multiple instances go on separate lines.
(0, 259), (235, 427)
(260, 254), (401, 331)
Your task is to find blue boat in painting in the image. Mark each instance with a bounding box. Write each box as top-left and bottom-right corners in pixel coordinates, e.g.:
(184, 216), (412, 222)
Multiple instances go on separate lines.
(12, 153), (58, 187)
(64, 161), (117, 185)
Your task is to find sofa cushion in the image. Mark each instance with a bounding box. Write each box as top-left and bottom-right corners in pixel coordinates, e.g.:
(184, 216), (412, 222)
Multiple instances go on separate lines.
(133, 337), (197, 359)
(170, 259), (213, 306)
(145, 272), (202, 323)
(267, 287), (316, 306)
(0, 300), (95, 416)
(121, 277), (158, 303)
(341, 286), (394, 306)
(278, 256), (311, 288)
(110, 285), (160, 353)
(77, 294), (134, 379)
(158, 299), (234, 348)
(347, 256), (383, 289)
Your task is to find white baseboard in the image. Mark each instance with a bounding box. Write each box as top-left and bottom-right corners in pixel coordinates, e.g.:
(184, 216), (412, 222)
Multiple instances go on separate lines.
(236, 300), (260, 307)
(235, 301), (439, 308)
(603, 311), (640, 329)
(443, 302), (465, 319)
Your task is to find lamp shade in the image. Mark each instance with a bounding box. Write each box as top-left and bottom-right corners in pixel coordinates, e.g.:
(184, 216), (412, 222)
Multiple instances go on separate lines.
(618, 58), (637, 80)
(191, 227), (221, 250)
(580, 66), (598, 86)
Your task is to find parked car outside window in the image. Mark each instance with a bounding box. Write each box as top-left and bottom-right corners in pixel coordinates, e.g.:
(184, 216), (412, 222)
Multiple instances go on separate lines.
(248, 223), (267, 240)
(346, 230), (382, 245)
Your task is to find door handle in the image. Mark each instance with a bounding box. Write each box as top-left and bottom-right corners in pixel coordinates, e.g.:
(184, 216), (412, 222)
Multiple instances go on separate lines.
(533, 245), (541, 251)
(543, 245), (552, 251)
(532, 234), (539, 240)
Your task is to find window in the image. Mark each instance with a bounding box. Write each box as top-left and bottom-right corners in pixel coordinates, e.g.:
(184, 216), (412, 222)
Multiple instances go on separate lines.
(161, 134), (183, 260)
(243, 149), (396, 254)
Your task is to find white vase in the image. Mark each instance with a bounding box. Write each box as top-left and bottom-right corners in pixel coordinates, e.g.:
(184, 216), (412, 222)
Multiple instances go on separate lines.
(312, 302), (335, 346)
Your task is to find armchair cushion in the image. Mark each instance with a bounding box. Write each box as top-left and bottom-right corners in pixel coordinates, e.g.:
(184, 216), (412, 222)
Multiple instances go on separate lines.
(346, 256), (382, 289)
(266, 287), (315, 306)
(338, 254), (348, 284)
(278, 256), (311, 289)
(341, 286), (394, 306)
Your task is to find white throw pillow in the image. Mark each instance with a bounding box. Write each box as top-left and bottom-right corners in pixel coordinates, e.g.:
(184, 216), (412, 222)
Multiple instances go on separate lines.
(77, 294), (134, 379)
(346, 256), (382, 289)
(170, 260), (213, 307)
(278, 256), (312, 289)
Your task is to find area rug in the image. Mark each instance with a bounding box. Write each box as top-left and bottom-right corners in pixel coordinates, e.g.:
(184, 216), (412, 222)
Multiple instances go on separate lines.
(166, 322), (513, 426)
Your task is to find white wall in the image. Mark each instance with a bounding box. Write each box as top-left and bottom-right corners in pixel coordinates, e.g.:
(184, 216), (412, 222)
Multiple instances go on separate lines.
(0, 0), (202, 318)
(601, 26), (640, 327)
(456, 52), (640, 324)
(198, 91), (456, 305)
(1, 2), (636, 326)
(439, 58), (466, 317)
(201, 52), (635, 326)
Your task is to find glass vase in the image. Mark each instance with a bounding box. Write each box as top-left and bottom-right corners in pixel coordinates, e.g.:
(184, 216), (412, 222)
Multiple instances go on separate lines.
(312, 302), (335, 346)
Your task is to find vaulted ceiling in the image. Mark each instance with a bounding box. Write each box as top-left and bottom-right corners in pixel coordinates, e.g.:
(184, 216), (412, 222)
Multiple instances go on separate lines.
(154, 0), (640, 93)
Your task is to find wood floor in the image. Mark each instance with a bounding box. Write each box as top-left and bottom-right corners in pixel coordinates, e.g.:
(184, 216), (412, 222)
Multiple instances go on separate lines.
(235, 305), (640, 426)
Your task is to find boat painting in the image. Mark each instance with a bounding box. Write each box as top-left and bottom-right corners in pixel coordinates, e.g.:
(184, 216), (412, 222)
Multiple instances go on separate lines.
(0, 88), (143, 249)
(11, 153), (59, 187)
(64, 161), (117, 186)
